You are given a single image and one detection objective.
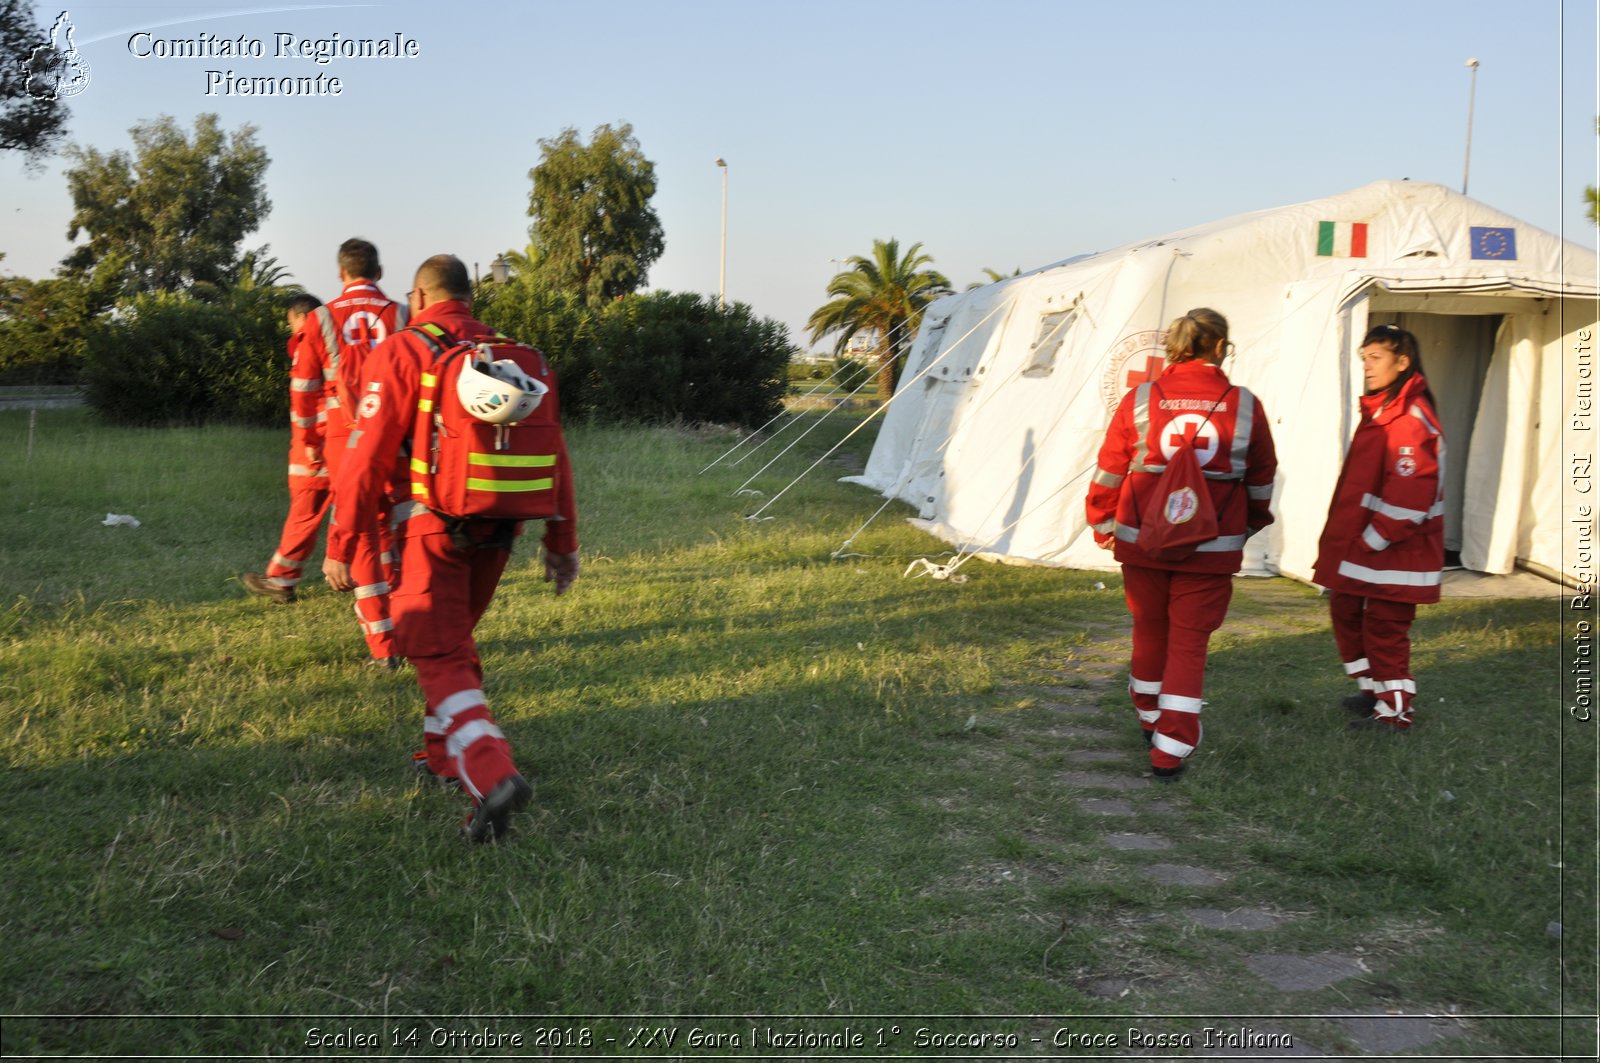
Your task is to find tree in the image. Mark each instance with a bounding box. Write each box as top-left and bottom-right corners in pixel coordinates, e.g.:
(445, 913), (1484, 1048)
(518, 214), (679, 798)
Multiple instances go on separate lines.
(61, 113), (271, 296)
(807, 239), (952, 400)
(1588, 119), (1599, 226)
(967, 266), (1022, 290)
(0, 1), (70, 164)
(526, 122), (665, 304)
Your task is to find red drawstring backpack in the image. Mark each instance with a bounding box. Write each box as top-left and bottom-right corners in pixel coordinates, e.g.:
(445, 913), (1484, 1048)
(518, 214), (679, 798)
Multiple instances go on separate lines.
(1137, 386), (1233, 562)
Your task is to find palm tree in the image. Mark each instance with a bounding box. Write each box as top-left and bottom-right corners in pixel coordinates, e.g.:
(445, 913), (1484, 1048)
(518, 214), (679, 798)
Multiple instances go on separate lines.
(807, 238), (952, 400)
(966, 266), (1022, 291)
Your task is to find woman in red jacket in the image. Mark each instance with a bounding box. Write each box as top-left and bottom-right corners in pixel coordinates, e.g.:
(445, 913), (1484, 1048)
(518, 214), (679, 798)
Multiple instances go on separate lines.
(1313, 323), (1444, 733)
(1086, 309), (1278, 780)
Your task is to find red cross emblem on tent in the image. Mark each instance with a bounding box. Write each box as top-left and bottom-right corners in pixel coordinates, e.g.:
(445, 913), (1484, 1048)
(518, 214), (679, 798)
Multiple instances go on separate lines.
(1124, 354), (1165, 390)
(1100, 330), (1168, 414)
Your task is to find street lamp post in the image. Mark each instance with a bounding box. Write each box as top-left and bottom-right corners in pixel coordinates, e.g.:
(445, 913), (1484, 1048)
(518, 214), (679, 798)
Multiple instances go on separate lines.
(715, 158), (728, 308)
(1462, 57), (1479, 194)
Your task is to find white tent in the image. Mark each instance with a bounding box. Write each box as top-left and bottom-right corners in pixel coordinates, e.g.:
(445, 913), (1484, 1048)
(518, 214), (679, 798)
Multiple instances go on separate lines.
(847, 180), (1598, 583)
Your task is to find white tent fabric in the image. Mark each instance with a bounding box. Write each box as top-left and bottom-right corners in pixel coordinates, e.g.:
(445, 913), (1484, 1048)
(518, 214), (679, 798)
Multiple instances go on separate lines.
(846, 180), (1598, 582)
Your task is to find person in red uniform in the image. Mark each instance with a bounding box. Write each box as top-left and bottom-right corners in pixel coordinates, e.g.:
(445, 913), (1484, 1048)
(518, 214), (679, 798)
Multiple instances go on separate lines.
(283, 238), (409, 668)
(1085, 308), (1278, 780)
(243, 293), (328, 603)
(323, 254), (580, 842)
(1313, 323), (1444, 733)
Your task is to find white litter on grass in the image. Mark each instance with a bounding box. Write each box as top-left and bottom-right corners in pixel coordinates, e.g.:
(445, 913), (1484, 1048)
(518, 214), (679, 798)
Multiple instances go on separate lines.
(102, 513), (140, 528)
(1093, 581), (1107, 590)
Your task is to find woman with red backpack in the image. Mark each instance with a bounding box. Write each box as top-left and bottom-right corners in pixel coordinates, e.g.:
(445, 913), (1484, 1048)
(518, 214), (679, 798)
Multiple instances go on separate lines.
(1085, 308), (1279, 780)
(1313, 323), (1445, 733)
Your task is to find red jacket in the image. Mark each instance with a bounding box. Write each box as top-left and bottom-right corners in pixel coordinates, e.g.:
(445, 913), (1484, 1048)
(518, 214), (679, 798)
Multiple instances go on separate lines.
(303, 280), (409, 435)
(1313, 373), (1444, 604)
(1086, 359), (1277, 574)
(286, 320), (329, 480)
(327, 299), (579, 563)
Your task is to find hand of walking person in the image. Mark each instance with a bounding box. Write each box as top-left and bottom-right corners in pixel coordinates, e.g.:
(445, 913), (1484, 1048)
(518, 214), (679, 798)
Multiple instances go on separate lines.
(544, 549), (580, 595)
(322, 557), (355, 592)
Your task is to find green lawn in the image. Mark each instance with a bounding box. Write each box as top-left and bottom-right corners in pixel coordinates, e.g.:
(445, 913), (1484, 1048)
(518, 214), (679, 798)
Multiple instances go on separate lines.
(0, 407), (1592, 1057)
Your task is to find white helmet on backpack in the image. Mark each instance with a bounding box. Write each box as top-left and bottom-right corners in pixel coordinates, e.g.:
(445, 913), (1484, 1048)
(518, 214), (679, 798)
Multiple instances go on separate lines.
(456, 348), (548, 424)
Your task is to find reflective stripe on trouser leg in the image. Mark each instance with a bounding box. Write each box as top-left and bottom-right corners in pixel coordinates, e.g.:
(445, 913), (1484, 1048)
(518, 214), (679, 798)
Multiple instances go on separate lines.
(1152, 693), (1202, 761)
(1329, 592), (1378, 693)
(1123, 567), (1171, 736)
(1127, 568), (1232, 770)
(265, 480), (331, 587)
(1130, 676), (1162, 725)
(348, 523), (395, 660)
(395, 526), (519, 801)
(1371, 677), (1416, 727)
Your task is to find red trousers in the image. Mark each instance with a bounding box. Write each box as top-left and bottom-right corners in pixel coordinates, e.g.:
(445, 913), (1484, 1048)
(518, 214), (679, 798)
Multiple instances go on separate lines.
(324, 430), (396, 660)
(1122, 566), (1234, 770)
(1329, 591), (1417, 727)
(391, 523), (520, 802)
(264, 476), (330, 589)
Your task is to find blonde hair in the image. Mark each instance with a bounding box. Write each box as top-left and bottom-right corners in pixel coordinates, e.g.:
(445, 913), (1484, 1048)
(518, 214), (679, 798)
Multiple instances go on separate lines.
(1164, 307), (1229, 365)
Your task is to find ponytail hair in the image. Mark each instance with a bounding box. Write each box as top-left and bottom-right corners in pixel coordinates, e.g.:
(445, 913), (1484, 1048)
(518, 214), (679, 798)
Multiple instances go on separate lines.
(1164, 307), (1229, 365)
(1362, 323), (1435, 406)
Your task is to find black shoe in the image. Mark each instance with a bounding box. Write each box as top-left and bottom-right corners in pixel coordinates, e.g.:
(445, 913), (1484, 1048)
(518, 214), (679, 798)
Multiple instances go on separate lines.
(1142, 729), (1155, 748)
(1150, 764), (1185, 783)
(464, 773), (533, 843)
(369, 656), (405, 672)
(1341, 691), (1378, 716)
(241, 571), (295, 604)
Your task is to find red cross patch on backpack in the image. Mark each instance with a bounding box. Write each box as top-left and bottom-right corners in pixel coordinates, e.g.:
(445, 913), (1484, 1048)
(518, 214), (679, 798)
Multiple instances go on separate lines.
(1136, 385), (1231, 562)
(405, 323), (566, 522)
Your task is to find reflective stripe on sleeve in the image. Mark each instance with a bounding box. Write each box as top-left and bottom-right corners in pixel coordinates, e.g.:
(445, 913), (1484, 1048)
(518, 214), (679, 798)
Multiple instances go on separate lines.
(290, 378), (321, 392)
(1361, 525), (1390, 551)
(1229, 390), (1254, 476)
(1247, 483), (1274, 500)
(1360, 492), (1429, 524)
(1092, 468), (1124, 488)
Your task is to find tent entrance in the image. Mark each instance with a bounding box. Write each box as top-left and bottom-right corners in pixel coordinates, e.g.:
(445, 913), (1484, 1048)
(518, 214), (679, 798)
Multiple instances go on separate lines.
(1365, 291), (1546, 569)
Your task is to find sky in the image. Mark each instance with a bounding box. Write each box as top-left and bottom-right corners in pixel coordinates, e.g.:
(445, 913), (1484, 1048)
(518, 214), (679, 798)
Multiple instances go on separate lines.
(2, 0), (1596, 353)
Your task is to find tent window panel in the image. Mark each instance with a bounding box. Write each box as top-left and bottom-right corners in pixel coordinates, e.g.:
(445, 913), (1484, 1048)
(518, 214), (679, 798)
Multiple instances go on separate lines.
(1023, 309), (1076, 377)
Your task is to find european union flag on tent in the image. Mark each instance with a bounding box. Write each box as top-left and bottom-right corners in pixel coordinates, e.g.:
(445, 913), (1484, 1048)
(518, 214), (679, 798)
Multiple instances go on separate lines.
(1470, 226), (1517, 260)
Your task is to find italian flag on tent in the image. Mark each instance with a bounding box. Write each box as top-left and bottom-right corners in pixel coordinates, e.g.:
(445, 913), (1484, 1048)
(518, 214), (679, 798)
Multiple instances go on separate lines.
(1317, 220), (1368, 257)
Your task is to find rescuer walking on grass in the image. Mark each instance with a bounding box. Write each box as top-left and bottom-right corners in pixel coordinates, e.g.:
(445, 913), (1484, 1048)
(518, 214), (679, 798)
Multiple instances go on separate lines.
(248, 239), (409, 669)
(324, 254), (579, 842)
(1085, 309), (1278, 781)
(242, 293), (328, 603)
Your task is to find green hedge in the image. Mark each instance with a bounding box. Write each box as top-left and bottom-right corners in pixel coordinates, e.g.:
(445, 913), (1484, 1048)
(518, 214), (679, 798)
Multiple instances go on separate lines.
(0, 277), (95, 386)
(480, 283), (793, 427)
(82, 290), (286, 426)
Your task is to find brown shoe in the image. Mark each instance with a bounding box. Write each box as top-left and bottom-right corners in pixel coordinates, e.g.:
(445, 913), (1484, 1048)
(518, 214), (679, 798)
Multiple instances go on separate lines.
(241, 571), (295, 604)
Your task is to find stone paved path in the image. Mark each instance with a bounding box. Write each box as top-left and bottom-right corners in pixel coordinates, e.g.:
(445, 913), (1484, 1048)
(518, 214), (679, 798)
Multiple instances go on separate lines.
(1023, 578), (1466, 1057)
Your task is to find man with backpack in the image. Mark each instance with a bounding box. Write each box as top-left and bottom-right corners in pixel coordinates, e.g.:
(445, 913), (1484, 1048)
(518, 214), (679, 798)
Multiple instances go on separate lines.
(248, 238), (409, 668)
(324, 254), (579, 843)
(1084, 308), (1277, 781)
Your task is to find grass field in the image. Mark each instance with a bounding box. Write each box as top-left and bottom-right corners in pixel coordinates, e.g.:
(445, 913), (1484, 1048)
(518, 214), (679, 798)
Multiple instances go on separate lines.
(0, 406), (1593, 1058)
